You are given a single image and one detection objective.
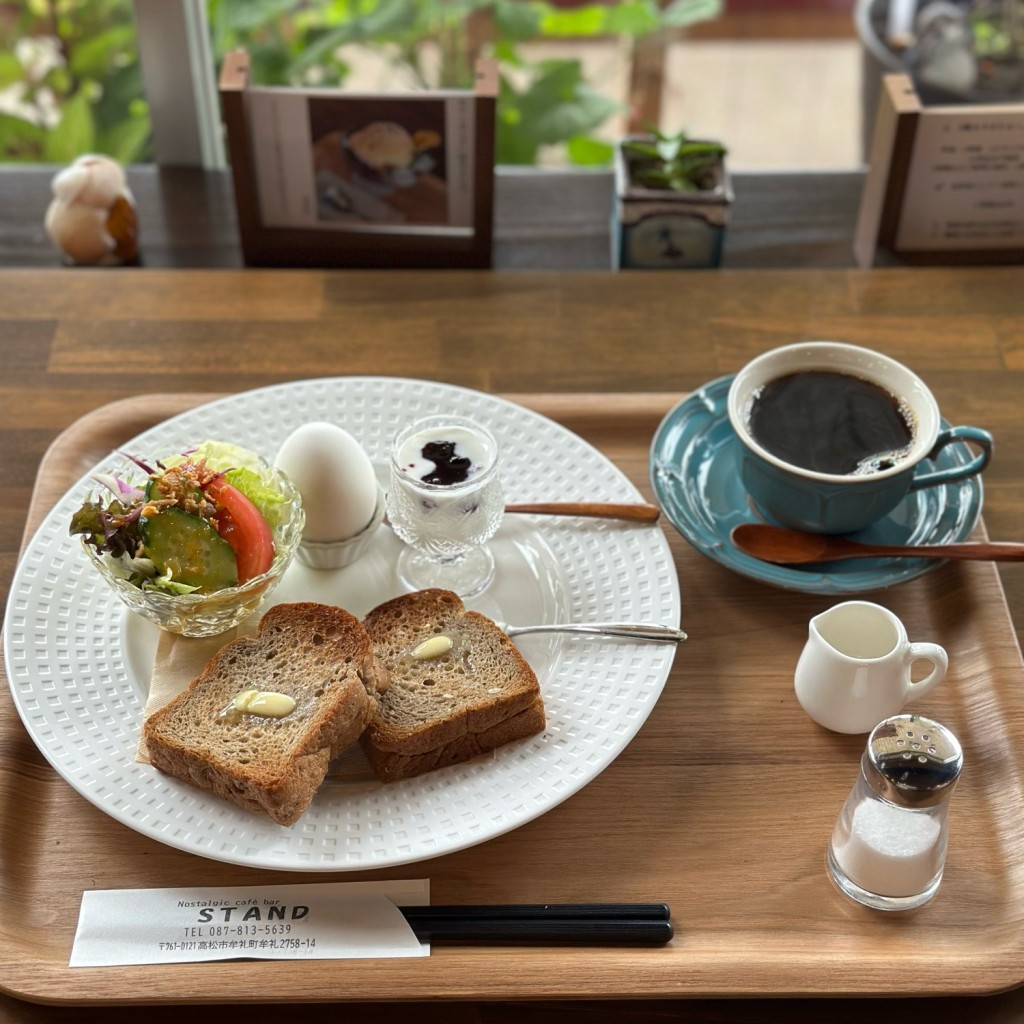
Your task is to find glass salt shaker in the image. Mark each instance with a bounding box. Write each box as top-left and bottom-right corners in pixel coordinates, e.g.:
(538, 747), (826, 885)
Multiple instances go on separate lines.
(827, 714), (963, 911)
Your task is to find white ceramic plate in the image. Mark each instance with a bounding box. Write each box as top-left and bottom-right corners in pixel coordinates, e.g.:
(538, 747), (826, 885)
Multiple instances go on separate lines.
(4, 378), (680, 871)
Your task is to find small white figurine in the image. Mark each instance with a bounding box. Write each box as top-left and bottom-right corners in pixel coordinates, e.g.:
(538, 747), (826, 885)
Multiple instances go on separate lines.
(44, 154), (138, 265)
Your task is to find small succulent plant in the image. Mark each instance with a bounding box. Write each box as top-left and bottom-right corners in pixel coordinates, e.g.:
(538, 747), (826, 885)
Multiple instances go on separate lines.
(622, 128), (727, 193)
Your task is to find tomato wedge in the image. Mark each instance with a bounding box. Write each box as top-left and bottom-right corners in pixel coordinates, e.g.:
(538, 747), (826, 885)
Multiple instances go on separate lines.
(206, 478), (274, 583)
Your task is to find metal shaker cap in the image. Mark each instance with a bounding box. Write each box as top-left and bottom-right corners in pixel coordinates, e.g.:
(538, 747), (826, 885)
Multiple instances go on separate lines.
(862, 714), (963, 808)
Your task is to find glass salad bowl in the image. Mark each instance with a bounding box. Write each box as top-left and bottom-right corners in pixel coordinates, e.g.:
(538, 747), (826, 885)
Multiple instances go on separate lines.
(78, 450), (305, 638)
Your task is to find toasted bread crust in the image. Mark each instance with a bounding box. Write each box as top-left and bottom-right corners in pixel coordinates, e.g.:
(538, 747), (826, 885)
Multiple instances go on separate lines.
(144, 602), (388, 825)
(365, 696), (546, 783)
(360, 589), (545, 782)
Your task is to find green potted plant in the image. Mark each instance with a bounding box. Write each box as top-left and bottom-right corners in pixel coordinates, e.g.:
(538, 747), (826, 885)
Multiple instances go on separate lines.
(613, 127), (733, 269)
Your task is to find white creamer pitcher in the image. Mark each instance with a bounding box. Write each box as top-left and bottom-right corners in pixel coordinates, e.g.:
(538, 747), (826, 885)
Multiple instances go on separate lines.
(794, 601), (948, 734)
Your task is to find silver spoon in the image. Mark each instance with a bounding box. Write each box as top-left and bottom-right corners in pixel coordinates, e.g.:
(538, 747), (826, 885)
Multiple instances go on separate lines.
(500, 621), (687, 643)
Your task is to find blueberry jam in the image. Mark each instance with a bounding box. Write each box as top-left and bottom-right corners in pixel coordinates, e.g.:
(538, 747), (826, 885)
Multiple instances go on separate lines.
(419, 440), (472, 485)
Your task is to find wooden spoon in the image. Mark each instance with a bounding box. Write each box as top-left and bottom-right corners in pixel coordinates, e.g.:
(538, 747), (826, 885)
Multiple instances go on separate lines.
(385, 502), (660, 531)
(504, 502), (660, 522)
(731, 523), (1024, 564)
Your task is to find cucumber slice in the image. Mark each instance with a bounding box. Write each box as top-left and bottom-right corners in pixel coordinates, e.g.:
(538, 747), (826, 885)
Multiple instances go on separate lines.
(144, 477), (167, 501)
(139, 507), (238, 592)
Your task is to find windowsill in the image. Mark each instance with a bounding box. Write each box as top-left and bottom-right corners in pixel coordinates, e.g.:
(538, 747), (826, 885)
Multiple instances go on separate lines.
(0, 164), (868, 270)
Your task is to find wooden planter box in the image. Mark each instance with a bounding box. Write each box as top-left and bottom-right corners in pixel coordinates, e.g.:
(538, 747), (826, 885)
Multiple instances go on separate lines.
(613, 135), (734, 269)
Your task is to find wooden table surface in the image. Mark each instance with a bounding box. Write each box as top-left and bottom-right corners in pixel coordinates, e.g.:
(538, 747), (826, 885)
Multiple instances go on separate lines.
(1, 267), (1023, 1023)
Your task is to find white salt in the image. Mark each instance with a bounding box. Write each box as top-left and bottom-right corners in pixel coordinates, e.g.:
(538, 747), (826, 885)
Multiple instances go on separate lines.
(832, 798), (943, 897)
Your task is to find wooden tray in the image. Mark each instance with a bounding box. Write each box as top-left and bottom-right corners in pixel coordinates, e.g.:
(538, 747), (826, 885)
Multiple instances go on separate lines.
(3, 391), (1024, 1006)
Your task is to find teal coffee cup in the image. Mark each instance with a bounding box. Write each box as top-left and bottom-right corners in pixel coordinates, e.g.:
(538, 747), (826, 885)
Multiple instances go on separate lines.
(726, 341), (992, 535)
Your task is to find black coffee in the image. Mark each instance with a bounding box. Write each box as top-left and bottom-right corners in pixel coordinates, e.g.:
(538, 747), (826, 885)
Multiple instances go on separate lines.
(747, 370), (915, 476)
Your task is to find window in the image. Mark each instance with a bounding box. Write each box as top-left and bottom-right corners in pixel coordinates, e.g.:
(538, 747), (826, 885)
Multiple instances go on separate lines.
(0, 0), (153, 162)
(2, 0), (869, 171)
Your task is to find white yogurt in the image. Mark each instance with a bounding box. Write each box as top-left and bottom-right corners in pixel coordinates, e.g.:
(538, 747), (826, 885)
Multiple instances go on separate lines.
(387, 416), (503, 559)
(396, 424), (494, 486)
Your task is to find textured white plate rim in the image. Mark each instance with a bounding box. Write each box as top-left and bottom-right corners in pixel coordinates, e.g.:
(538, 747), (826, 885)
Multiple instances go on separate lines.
(4, 377), (681, 871)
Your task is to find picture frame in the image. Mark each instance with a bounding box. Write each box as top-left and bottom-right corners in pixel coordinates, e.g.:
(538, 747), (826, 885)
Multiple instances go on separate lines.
(854, 73), (1024, 267)
(219, 50), (497, 268)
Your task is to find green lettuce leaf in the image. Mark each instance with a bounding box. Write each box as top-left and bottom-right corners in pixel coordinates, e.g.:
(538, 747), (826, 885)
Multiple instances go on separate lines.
(172, 440), (290, 527)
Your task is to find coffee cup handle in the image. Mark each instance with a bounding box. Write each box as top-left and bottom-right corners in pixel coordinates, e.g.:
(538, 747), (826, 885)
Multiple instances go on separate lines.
(904, 642), (948, 701)
(909, 426), (993, 491)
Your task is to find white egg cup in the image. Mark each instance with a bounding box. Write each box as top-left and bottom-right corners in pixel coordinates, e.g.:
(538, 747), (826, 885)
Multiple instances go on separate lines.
(295, 482), (386, 570)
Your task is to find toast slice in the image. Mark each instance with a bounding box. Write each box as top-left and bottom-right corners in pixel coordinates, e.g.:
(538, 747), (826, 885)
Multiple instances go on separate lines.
(144, 602), (389, 825)
(360, 589), (545, 782)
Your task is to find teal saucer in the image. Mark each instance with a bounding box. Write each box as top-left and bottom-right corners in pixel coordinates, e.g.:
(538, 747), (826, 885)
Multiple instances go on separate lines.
(650, 375), (984, 594)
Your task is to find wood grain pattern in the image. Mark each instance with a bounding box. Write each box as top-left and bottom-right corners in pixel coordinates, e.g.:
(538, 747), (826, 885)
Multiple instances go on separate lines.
(1, 268), (1023, 1023)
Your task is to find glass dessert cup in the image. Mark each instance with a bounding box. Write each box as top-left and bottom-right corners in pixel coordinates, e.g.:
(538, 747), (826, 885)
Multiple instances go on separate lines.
(387, 415), (504, 598)
(84, 467), (304, 638)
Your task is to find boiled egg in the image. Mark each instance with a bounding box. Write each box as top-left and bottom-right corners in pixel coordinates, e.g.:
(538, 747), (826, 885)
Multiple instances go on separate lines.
(274, 422), (379, 542)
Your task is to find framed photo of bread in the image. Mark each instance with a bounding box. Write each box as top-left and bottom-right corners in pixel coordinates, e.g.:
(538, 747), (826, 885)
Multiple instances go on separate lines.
(219, 50), (497, 268)
(855, 73), (1024, 267)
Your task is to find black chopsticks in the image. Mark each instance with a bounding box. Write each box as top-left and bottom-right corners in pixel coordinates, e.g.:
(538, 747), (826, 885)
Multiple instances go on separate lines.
(398, 903), (673, 946)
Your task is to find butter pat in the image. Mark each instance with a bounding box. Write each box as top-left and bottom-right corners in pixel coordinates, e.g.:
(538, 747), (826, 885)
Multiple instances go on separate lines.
(220, 689), (296, 722)
(410, 635), (453, 661)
